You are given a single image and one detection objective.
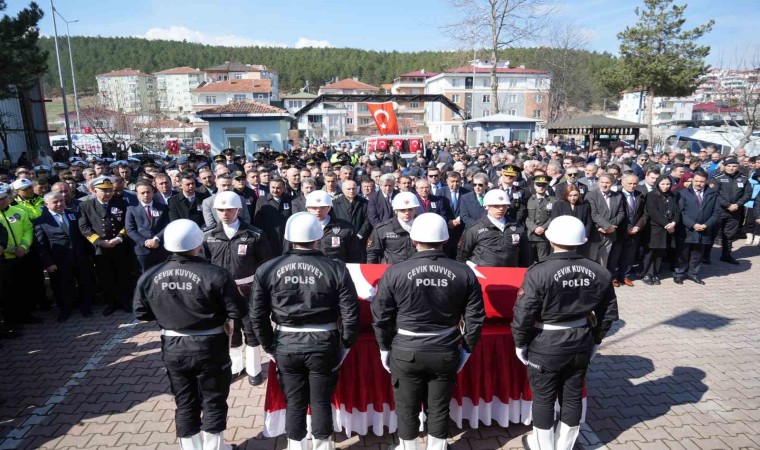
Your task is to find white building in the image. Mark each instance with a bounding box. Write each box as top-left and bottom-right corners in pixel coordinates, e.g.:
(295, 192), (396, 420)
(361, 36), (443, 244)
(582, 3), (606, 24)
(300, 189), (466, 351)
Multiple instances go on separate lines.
(154, 67), (206, 114)
(424, 60), (550, 141)
(318, 78), (379, 135)
(204, 62), (280, 101)
(190, 79), (272, 116)
(695, 68), (760, 103)
(617, 90), (695, 125)
(96, 68), (157, 113)
(283, 92), (347, 140)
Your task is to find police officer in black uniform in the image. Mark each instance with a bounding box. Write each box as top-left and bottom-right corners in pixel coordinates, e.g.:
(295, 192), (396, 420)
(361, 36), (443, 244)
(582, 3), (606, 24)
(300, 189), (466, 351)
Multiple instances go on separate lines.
(366, 191), (419, 264)
(202, 191), (274, 386)
(283, 190), (361, 262)
(250, 212), (359, 450)
(372, 213), (484, 450)
(710, 157), (752, 264)
(512, 215), (619, 450)
(458, 189), (525, 267)
(134, 219), (245, 450)
(525, 175), (557, 264)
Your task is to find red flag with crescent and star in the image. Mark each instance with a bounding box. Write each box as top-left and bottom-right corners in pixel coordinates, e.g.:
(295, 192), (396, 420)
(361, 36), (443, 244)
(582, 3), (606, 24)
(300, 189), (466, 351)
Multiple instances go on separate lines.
(366, 102), (399, 135)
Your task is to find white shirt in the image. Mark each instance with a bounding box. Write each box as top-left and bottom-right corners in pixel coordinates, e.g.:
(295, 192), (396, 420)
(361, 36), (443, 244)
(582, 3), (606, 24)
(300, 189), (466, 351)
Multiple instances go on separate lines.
(398, 217), (414, 233)
(223, 220), (240, 239)
(318, 215), (331, 229)
(487, 214), (507, 232)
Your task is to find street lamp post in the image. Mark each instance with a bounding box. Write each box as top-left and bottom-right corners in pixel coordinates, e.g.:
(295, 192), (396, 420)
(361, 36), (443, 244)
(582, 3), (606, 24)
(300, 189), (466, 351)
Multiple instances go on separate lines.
(55, 10), (81, 134)
(50, 0), (73, 156)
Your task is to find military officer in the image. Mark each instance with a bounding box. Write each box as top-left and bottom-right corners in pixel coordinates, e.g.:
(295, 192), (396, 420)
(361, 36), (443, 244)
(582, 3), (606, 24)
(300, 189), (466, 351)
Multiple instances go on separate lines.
(250, 212), (359, 450)
(709, 157), (752, 264)
(202, 191), (274, 386)
(458, 189), (525, 267)
(366, 192), (419, 264)
(372, 213), (485, 450)
(525, 175), (557, 263)
(512, 216), (619, 450)
(493, 164), (527, 225)
(134, 219), (245, 450)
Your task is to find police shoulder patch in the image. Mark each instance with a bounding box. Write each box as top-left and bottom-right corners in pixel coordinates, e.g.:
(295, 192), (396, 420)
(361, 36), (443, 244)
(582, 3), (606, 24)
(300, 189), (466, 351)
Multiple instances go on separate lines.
(516, 288), (525, 300)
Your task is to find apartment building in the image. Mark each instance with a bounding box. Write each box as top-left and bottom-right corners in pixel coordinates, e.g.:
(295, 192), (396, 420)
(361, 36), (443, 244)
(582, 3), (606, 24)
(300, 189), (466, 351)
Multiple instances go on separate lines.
(154, 67), (206, 114)
(695, 68), (760, 103)
(190, 79), (272, 114)
(318, 78), (379, 135)
(617, 90), (695, 125)
(391, 70), (438, 132)
(204, 62), (280, 100)
(282, 92), (347, 140)
(95, 69), (157, 113)
(424, 60), (550, 141)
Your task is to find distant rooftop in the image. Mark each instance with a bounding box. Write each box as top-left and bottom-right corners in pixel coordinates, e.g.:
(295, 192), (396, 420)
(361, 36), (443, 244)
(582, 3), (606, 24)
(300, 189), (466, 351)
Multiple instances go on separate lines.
(97, 68), (152, 77)
(321, 78), (379, 91)
(197, 100), (290, 117)
(192, 79), (271, 94)
(154, 66), (204, 75)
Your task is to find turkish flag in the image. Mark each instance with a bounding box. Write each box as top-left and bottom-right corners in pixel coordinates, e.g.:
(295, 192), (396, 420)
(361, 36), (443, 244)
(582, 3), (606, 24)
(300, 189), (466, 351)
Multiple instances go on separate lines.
(409, 138), (421, 152)
(367, 102), (399, 135)
(392, 138), (404, 149)
(366, 139), (376, 151)
(376, 139), (388, 151)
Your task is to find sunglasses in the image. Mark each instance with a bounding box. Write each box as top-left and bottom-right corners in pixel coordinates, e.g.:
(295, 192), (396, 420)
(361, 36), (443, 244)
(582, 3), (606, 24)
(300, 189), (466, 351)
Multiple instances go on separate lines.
(567, 173), (578, 177)
(473, 183), (485, 187)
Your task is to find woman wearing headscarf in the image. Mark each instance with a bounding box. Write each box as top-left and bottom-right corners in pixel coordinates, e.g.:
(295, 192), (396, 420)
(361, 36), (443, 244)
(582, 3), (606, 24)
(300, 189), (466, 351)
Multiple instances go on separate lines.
(672, 172), (694, 193)
(641, 175), (682, 285)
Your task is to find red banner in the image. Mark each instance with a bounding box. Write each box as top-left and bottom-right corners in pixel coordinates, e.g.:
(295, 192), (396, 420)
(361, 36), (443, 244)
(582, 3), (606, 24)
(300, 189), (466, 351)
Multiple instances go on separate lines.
(366, 139), (376, 151)
(409, 138), (422, 152)
(392, 138), (403, 149)
(366, 102), (399, 135)
(376, 139), (388, 151)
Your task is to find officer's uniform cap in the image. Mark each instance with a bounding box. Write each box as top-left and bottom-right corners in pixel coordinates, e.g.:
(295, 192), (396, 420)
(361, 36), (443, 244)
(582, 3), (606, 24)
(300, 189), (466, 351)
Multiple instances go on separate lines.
(501, 165), (520, 177)
(533, 175), (550, 185)
(90, 176), (115, 189)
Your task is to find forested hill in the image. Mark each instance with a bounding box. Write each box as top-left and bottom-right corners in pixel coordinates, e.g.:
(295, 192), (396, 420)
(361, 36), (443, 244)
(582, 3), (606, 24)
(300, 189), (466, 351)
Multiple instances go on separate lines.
(37, 36), (617, 104)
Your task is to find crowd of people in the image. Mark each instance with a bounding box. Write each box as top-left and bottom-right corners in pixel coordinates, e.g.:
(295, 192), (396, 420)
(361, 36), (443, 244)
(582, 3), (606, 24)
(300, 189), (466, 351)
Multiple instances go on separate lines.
(0, 137), (758, 449)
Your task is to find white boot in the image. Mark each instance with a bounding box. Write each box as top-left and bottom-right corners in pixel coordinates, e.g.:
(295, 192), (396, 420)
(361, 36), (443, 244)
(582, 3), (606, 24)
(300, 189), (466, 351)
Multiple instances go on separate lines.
(245, 345), (262, 377)
(426, 435), (448, 450)
(746, 233), (755, 245)
(554, 422), (580, 450)
(287, 438), (308, 450)
(201, 431), (234, 450)
(179, 433), (203, 450)
(313, 437), (335, 450)
(392, 438), (419, 450)
(230, 346), (244, 377)
(525, 427), (555, 450)
(753, 235), (760, 246)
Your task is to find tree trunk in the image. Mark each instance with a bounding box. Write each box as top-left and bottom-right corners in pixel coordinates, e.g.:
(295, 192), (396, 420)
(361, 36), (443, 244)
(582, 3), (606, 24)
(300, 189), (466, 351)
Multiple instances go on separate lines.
(646, 88), (655, 144)
(736, 128), (753, 150)
(491, 54), (499, 115)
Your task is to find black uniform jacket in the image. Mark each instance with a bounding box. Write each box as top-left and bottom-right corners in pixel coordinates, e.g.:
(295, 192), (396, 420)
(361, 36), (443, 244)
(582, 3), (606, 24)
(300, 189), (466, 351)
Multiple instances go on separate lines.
(133, 254), (247, 355)
(78, 197), (129, 255)
(372, 250), (484, 353)
(512, 251), (618, 355)
(711, 172), (752, 214)
(458, 215), (524, 267)
(366, 217), (416, 264)
(168, 191), (210, 228)
(250, 249), (359, 354)
(283, 216), (361, 263)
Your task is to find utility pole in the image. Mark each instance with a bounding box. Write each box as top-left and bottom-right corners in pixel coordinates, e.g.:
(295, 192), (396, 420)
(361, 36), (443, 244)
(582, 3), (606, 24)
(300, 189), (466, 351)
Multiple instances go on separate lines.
(55, 9), (81, 133)
(50, 0), (73, 156)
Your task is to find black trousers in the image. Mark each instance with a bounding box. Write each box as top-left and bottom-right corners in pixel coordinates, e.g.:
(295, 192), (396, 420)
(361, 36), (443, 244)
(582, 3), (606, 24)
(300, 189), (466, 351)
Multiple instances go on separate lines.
(618, 235), (640, 280)
(277, 350), (339, 440)
(136, 250), (168, 273)
(527, 350), (590, 429)
(230, 316), (260, 347)
(163, 347), (232, 438)
(94, 247), (133, 309)
(3, 257), (35, 321)
(528, 241), (551, 265)
(677, 243), (704, 277)
(642, 248), (664, 277)
(391, 349), (458, 440)
(50, 258), (95, 315)
(719, 209), (743, 256)
(16, 249), (47, 307)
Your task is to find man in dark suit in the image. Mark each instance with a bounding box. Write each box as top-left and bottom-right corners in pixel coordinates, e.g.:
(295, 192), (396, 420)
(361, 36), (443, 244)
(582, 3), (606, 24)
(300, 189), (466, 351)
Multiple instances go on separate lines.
(168, 172), (210, 228)
(637, 169), (659, 196)
(586, 173), (625, 284)
(554, 166), (589, 200)
(78, 177), (133, 316)
(33, 191), (94, 322)
(439, 171), (470, 257)
(459, 172), (489, 228)
(617, 174), (648, 286)
(332, 180), (371, 261)
(152, 173), (175, 205)
(632, 154), (650, 180)
(367, 173), (397, 226)
(675, 170), (721, 284)
(125, 181), (170, 272)
(253, 177), (292, 256)
(415, 178), (454, 220)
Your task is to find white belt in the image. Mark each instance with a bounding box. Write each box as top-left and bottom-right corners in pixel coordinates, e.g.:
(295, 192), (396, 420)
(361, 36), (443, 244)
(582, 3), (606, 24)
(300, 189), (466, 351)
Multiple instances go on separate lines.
(161, 326), (225, 337)
(277, 323), (338, 332)
(235, 275), (255, 286)
(397, 326), (457, 337)
(534, 318), (588, 330)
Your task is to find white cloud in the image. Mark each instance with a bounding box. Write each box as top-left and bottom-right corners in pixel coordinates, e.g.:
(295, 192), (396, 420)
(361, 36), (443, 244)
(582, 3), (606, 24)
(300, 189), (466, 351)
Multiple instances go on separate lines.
(294, 37), (333, 49)
(138, 26), (333, 49)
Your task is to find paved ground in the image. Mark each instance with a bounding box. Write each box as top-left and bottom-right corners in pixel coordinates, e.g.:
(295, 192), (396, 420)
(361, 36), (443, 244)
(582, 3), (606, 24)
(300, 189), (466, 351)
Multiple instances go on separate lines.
(1, 243), (758, 449)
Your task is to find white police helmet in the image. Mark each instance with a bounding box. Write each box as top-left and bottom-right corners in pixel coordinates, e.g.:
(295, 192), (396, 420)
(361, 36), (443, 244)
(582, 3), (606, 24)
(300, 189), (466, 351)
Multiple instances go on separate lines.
(305, 190), (333, 208)
(483, 189), (510, 206)
(392, 191), (421, 210)
(284, 212), (324, 243)
(545, 216), (587, 246)
(163, 219), (204, 252)
(213, 191), (242, 209)
(410, 213), (449, 243)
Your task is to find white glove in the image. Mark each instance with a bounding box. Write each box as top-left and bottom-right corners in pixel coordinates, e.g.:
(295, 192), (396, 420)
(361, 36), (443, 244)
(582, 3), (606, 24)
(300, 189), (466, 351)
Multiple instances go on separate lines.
(590, 344), (601, 360)
(380, 349), (391, 373)
(456, 347), (471, 373)
(515, 347), (529, 365)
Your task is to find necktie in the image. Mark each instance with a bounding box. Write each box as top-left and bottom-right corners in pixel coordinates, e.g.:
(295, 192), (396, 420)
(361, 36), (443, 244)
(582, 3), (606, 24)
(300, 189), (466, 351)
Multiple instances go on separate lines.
(696, 191), (703, 205)
(145, 205), (153, 224)
(56, 213), (70, 235)
(451, 192), (458, 211)
(478, 195), (484, 206)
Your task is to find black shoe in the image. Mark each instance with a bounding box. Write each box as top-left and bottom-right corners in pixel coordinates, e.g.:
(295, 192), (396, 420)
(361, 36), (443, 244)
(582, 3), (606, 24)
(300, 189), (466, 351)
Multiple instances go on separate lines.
(521, 434), (532, 450)
(673, 277), (684, 284)
(653, 276), (661, 285)
(102, 305), (118, 316)
(22, 315), (44, 324)
(57, 312), (71, 323)
(642, 276), (654, 285)
(687, 275), (706, 285)
(248, 373), (265, 386)
(720, 255), (740, 265)
(0, 327), (21, 339)
(81, 308), (93, 318)
(702, 258), (711, 265)
(120, 305), (132, 314)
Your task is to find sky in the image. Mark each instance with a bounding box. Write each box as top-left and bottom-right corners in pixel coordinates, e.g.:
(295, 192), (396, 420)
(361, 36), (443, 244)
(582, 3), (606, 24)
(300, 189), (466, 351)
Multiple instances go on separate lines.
(5, 0), (759, 66)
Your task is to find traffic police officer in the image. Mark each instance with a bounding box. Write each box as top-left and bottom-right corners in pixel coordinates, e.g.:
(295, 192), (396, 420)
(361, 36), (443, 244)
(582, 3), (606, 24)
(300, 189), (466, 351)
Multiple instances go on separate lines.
(284, 190), (361, 262)
(709, 157), (752, 264)
(512, 216), (619, 450)
(372, 213), (485, 450)
(202, 191), (274, 386)
(525, 175), (556, 263)
(250, 212), (360, 450)
(366, 191), (419, 264)
(134, 219), (245, 450)
(458, 189), (525, 267)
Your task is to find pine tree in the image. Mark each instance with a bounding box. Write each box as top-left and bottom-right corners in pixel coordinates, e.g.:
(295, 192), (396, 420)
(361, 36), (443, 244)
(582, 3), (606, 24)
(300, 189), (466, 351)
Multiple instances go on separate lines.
(0, 1), (48, 99)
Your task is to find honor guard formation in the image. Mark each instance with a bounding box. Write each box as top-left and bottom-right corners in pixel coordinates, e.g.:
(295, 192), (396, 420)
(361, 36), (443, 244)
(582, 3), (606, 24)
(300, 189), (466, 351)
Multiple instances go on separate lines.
(1, 139), (758, 449)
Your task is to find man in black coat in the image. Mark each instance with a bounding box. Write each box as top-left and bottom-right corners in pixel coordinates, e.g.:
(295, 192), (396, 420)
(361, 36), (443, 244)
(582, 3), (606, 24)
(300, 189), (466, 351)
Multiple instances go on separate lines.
(676, 171), (721, 284)
(168, 172), (210, 228)
(332, 180), (371, 261)
(414, 179), (454, 222)
(367, 173), (397, 226)
(125, 181), (170, 272)
(253, 177), (292, 256)
(439, 171), (470, 258)
(34, 191), (94, 321)
(617, 174), (648, 286)
(459, 173), (489, 228)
